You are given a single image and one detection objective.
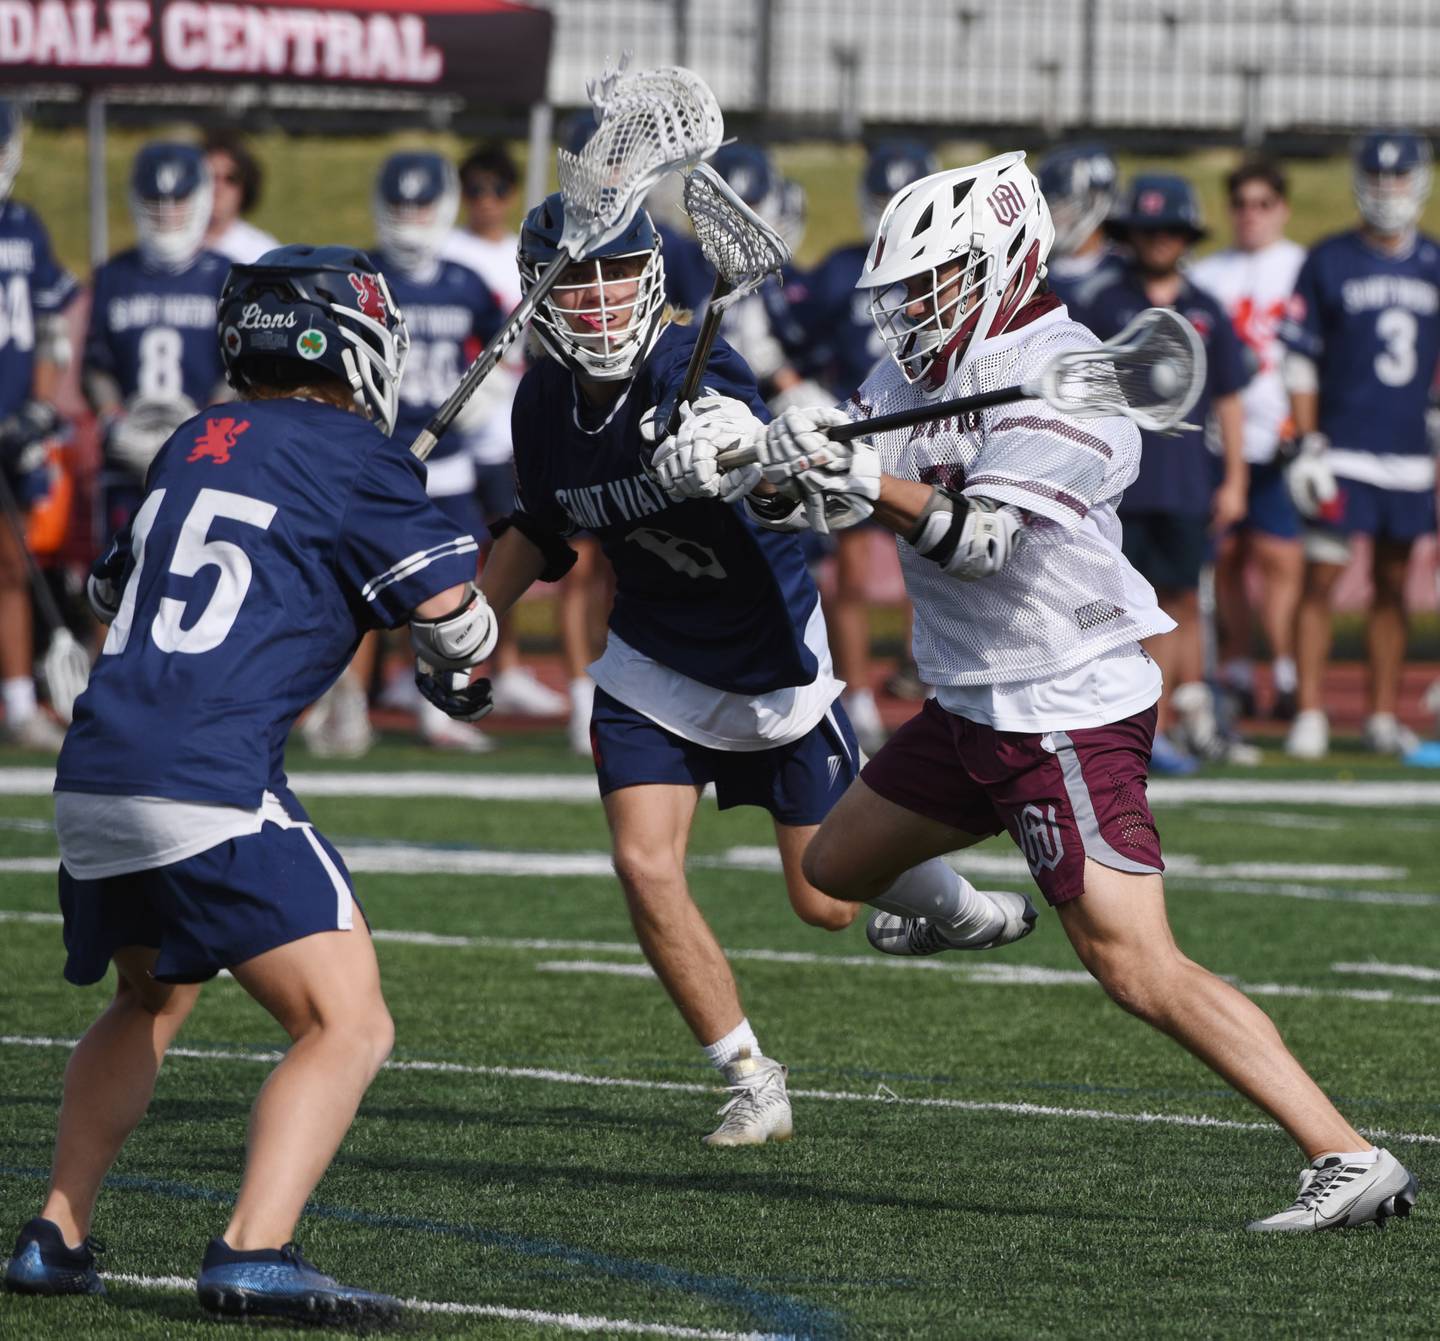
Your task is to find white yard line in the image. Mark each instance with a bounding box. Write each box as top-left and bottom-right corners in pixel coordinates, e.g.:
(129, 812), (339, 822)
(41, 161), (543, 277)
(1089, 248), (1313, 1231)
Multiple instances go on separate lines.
(5, 767), (1440, 807)
(3, 910), (1438, 1006)
(2, 1032), (1435, 1149)
(2, 842), (1427, 905)
(98, 1272), (775, 1339)
(1331, 961), (1440, 982)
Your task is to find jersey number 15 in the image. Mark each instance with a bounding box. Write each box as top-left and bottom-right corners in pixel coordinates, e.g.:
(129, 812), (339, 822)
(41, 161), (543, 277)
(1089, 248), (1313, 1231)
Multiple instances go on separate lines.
(103, 487), (277, 657)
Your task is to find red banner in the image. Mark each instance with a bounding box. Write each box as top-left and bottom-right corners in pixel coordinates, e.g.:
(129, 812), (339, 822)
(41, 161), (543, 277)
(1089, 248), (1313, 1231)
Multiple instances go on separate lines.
(0, 0), (553, 101)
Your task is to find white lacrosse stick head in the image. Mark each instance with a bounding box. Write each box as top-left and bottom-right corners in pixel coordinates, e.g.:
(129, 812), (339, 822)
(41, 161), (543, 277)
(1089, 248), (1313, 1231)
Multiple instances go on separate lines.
(557, 66), (724, 255)
(44, 629), (90, 725)
(1039, 307), (1207, 432)
(682, 162), (791, 312)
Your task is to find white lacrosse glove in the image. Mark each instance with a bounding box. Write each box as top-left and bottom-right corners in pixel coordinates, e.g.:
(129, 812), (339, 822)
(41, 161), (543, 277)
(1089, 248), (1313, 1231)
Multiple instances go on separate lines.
(106, 394), (198, 480)
(758, 405), (881, 534)
(643, 394), (764, 504)
(1284, 431), (1339, 519)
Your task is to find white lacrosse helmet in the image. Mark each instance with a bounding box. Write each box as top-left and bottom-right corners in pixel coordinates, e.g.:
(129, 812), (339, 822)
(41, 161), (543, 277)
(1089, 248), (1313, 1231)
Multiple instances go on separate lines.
(857, 151), (1056, 390)
(130, 142), (213, 272)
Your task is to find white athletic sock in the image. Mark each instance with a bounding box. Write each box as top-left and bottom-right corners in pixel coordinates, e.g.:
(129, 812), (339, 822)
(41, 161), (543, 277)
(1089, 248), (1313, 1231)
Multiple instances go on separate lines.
(1272, 656), (1297, 694)
(2, 676), (36, 724)
(869, 859), (1001, 942)
(702, 1018), (761, 1071)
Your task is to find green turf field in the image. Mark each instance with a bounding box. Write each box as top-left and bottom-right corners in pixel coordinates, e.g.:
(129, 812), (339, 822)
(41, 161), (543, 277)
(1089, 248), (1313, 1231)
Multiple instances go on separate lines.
(0, 733), (1436, 1338)
(19, 123), (1440, 281)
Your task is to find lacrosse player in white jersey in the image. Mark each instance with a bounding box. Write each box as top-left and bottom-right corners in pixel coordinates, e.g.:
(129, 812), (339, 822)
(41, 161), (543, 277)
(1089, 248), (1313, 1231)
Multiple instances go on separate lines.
(664, 151), (1417, 1230)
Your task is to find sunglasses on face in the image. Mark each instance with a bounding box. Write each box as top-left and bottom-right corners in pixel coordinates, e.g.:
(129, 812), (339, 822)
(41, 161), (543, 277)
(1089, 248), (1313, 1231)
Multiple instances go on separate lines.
(463, 179), (511, 200)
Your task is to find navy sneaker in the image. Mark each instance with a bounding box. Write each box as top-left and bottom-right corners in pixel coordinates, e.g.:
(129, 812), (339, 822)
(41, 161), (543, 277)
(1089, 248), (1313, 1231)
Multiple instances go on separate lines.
(197, 1237), (400, 1324)
(4, 1217), (105, 1296)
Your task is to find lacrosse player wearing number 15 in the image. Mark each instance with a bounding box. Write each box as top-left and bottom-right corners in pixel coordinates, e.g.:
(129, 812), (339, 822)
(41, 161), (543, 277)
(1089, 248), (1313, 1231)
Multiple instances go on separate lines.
(669, 151), (1419, 1230)
(472, 193), (1033, 1147)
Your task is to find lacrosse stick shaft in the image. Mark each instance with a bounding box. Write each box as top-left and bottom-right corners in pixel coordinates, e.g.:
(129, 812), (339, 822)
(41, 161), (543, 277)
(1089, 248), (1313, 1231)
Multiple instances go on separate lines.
(410, 256), (570, 462)
(664, 277), (733, 436)
(716, 382), (1030, 468)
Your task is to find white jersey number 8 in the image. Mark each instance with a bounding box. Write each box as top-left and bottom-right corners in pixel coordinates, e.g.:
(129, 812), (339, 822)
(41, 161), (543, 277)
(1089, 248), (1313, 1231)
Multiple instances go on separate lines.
(137, 326), (185, 400)
(104, 487), (277, 657)
(1374, 307), (1418, 388)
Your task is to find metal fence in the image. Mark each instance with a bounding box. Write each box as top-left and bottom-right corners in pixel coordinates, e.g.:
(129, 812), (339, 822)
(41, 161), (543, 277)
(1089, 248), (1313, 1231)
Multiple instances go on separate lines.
(536, 0), (1440, 143)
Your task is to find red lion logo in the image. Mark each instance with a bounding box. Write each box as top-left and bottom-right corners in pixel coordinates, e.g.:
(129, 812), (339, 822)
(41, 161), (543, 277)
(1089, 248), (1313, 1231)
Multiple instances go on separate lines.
(348, 272), (388, 321)
(187, 417), (251, 465)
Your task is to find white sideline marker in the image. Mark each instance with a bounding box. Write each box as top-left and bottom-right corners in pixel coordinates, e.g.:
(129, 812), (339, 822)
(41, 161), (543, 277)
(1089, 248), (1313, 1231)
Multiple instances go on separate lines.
(99, 1271), (777, 1339)
(2, 1032), (1436, 1149)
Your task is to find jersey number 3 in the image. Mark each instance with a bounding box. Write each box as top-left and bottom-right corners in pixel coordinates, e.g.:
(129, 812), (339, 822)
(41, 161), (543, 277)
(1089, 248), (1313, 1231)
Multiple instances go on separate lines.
(1374, 307), (1418, 388)
(103, 487), (277, 656)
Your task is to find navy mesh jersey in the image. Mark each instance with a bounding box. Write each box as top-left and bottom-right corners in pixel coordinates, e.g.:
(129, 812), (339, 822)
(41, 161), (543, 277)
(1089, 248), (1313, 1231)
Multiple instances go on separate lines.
(58, 399), (478, 809)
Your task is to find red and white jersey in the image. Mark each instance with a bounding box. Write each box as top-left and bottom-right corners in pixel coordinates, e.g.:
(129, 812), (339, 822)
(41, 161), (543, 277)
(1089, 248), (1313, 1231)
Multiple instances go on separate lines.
(1188, 239), (1306, 464)
(852, 299), (1174, 688)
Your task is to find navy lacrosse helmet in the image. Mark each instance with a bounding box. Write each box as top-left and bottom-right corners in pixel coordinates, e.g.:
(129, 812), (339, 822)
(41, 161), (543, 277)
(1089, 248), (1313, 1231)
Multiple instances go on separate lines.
(1106, 173), (1208, 242)
(861, 140), (938, 235)
(1353, 129), (1433, 234)
(373, 150), (459, 274)
(518, 192), (668, 381)
(0, 101), (21, 204)
(130, 142), (212, 271)
(1037, 142), (1118, 256)
(557, 108), (600, 156)
(217, 244), (410, 436)
(711, 142), (781, 212)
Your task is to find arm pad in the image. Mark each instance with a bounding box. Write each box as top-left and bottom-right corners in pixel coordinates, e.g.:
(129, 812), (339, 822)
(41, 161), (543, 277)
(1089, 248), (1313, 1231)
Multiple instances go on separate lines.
(908, 487), (1021, 580)
(489, 512), (578, 583)
(409, 582), (499, 671)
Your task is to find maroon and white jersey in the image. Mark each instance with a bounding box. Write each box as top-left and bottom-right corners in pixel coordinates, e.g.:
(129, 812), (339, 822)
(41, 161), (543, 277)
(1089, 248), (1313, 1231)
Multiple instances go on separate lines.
(1189, 239), (1305, 464)
(852, 299), (1173, 687)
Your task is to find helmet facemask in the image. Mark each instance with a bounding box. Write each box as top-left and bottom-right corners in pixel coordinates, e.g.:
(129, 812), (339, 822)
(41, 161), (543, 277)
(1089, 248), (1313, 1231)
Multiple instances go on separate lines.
(523, 242), (667, 381)
(375, 169), (459, 276)
(1355, 165), (1431, 235)
(0, 118), (21, 204)
(869, 246), (993, 386)
(133, 175), (213, 271)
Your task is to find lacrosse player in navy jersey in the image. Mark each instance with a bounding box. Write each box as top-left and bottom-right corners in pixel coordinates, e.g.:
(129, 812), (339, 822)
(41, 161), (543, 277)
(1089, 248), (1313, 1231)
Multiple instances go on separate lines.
(472, 193), (1026, 1146)
(0, 100), (79, 749)
(84, 143), (231, 547)
(4, 246), (497, 1321)
(1036, 142), (1124, 323)
(1084, 175), (1255, 770)
(792, 140), (939, 746)
(1280, 129), (1440, 760)
(362, 151), (504, 753)
(692, 151), (1416, 1232)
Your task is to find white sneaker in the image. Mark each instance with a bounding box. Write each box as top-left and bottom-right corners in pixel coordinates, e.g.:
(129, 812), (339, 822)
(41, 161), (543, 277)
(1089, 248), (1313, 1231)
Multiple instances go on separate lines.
(867, 888), (1038, 956)
(4, 712), (66, 751)
(1284, 709), (1329, 760)
(1247, 1148), (1418, 1232)
(1361, 712), (1421, 757)
(1171, 680), (1219, 755)
(844, 689), (886, 756)
(489, 666), (567, 717)
(568, 676), (594, 757)
(701, 1049), (793, 1147)
(418, 698), (494, 753)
